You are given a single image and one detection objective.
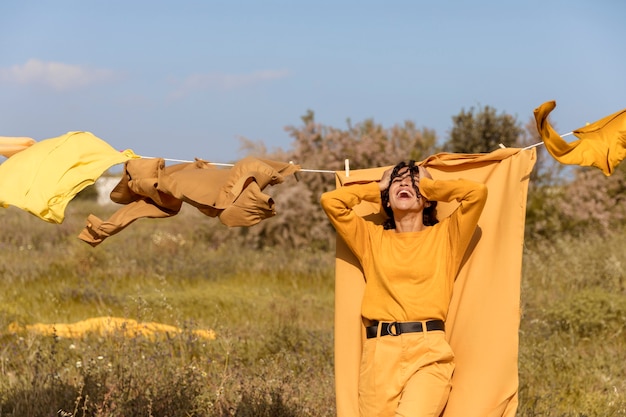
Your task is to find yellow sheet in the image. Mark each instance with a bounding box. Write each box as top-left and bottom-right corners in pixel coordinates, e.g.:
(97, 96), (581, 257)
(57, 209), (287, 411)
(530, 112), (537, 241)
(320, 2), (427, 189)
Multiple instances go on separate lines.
(333, 148), (536, 417)
(0, 131), (136, 223)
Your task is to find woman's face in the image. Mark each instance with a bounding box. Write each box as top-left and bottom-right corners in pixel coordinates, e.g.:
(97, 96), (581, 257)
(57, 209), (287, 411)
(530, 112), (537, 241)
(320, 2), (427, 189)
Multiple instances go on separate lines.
(387, 167), (427, 213)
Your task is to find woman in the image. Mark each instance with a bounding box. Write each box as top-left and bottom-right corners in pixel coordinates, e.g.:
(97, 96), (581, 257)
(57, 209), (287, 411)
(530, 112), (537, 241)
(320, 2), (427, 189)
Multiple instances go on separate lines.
(320, 160), (487, 417)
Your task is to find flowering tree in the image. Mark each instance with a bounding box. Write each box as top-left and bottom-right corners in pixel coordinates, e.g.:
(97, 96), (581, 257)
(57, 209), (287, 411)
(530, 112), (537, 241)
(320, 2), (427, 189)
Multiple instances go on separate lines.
(238, 110), (439, 248)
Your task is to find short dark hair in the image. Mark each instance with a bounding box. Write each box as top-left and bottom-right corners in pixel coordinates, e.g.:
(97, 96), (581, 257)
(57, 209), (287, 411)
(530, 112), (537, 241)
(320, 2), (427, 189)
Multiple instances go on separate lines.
(380, 160), (438, 230)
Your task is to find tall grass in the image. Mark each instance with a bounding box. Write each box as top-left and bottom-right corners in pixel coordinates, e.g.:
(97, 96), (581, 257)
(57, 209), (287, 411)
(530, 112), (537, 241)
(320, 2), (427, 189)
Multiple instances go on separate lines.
(1, 199), (625, 416)
(0, 201), (335, 416)
(519, 231), (626, 416)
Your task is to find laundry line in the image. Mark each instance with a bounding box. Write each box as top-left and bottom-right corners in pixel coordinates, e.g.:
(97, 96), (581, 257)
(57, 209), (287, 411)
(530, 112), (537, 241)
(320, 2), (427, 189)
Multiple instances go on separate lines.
(137, 132), (570, 179)
(521, 132), (572, 151)
(137, 154), (349, 176)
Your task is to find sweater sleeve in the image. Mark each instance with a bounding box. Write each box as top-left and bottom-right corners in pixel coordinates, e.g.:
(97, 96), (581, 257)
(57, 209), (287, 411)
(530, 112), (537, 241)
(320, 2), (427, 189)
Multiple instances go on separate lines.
(319, 182), (381, 260)
(419, 177), (488, 268)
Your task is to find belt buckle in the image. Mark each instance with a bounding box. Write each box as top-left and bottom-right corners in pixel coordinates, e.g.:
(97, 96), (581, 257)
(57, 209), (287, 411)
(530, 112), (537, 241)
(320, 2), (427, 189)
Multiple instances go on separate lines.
(385, 322), (400, 336)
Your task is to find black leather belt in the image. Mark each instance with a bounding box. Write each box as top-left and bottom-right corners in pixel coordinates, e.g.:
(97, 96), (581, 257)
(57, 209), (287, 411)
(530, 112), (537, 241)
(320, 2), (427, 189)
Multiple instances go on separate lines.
(366, 320), (445, 339)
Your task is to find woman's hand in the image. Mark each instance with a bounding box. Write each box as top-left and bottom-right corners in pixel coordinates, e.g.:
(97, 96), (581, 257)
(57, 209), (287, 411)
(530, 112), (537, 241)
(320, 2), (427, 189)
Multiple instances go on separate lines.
(379, 164), (431, 192)
(378, 168), (393, 192)
(418, 165), (432, 183)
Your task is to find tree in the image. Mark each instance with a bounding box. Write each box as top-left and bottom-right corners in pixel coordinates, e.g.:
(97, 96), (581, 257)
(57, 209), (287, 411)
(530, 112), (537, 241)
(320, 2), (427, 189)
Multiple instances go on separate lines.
(235, 110), (440, 248)
(445, 105), (523, 153)
(556, 163), (626, 236)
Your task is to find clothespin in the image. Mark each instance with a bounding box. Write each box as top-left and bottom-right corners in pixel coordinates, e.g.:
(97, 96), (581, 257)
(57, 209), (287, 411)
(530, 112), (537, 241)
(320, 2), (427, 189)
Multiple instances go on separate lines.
(344, 159), (350, 178)
(289, 161), (301, 181)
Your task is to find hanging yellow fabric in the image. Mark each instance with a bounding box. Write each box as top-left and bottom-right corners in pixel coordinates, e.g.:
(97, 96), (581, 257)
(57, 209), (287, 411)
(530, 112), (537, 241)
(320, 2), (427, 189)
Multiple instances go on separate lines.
(77, 156), (301, 246)
(332, 148), (536, 417)
(0, 131), (137, 223)
(534, 100), (626, 176)
(0, 136), (36, 158)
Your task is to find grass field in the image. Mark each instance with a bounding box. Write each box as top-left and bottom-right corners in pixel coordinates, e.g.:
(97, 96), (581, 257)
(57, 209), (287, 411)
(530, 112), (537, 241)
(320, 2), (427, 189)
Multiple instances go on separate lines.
(1, 200), (625, 416)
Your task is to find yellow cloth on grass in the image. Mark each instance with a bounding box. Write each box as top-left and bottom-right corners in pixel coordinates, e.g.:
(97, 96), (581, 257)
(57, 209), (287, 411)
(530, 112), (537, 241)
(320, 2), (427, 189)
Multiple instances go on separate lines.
(332, 148), (535, 417)
(0, 131), (137, 223)
(7, 316), (216, 341)
(534, 100), (626, 176)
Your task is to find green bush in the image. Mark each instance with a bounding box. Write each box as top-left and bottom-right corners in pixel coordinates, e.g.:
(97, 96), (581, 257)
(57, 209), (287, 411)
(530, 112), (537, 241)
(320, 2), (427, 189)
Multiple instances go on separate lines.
(543, 288), (626, 338)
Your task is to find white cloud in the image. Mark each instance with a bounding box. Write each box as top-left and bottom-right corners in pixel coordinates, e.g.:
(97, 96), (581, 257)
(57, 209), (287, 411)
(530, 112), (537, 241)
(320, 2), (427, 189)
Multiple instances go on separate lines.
(169, 69), (290, 100)
(0, 59), (119, 92)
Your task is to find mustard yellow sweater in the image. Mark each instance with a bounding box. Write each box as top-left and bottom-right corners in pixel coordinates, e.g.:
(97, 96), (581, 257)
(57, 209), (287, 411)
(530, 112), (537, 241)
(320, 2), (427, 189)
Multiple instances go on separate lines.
(321, 178), (487, 322)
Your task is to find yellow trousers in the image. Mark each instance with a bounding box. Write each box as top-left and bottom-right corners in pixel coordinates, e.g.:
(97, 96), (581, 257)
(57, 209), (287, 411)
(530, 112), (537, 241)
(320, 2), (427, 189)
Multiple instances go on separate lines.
(359, 325), (454, 417)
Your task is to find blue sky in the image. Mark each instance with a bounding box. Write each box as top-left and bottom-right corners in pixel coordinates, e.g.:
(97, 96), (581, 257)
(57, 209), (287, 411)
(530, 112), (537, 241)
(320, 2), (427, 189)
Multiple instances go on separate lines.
(1, 1), (625, 168)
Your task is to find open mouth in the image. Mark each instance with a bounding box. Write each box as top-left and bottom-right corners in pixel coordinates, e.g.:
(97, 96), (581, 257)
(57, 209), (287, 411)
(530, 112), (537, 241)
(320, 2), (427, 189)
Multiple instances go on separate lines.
(396, 189), (413, 199)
